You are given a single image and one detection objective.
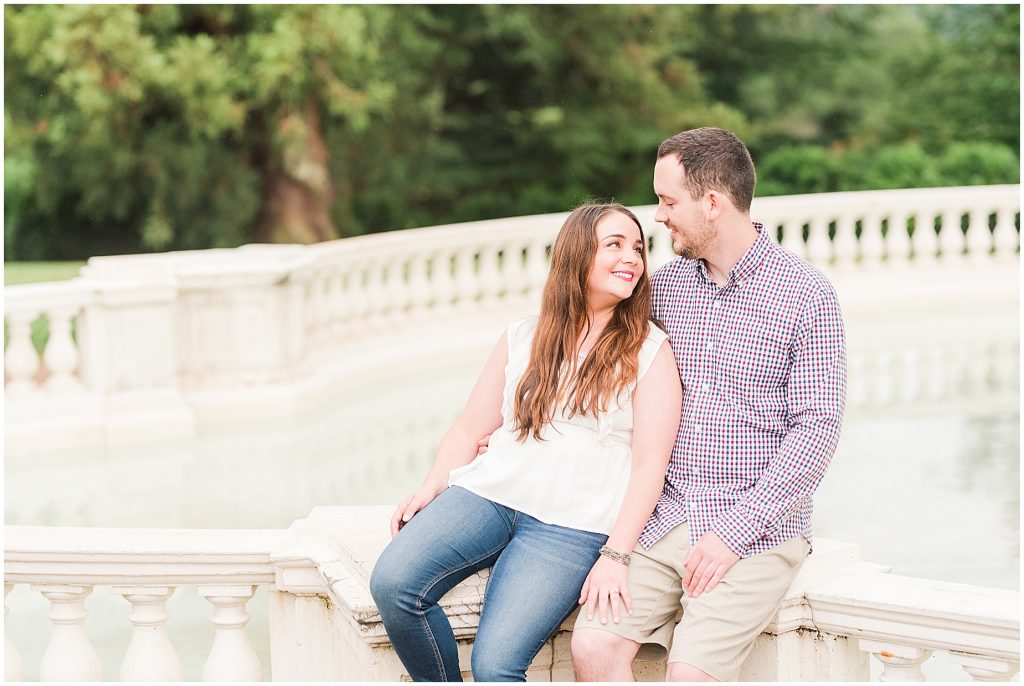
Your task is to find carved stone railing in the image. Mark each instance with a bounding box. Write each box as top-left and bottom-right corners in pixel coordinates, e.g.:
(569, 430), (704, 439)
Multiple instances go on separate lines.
(4, 526), (284, 681)
(5, 509), (1018, 682)
(5, 186), (1019, 454)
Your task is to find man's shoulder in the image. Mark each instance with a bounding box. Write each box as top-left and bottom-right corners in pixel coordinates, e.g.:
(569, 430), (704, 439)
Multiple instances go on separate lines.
(651, 256), (695, 290)
(763, 242), (839, 302)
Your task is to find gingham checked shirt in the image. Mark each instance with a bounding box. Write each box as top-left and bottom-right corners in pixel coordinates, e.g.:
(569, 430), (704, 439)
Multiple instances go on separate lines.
(638, 223), (847, 558)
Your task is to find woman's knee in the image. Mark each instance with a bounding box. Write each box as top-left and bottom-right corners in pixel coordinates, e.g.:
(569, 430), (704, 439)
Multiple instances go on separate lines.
(470, 647), (522, 682)
(369, 548), (413, 609)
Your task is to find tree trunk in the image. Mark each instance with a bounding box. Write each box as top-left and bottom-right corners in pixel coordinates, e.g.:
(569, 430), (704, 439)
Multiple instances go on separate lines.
(254, 99), (338, 244)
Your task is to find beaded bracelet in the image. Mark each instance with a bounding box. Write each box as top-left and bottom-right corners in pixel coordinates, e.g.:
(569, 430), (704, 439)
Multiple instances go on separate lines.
(598, 545), (631, 566)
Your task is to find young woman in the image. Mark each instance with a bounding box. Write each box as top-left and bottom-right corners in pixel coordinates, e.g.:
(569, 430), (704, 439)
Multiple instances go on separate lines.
(369, 203), (682, 682)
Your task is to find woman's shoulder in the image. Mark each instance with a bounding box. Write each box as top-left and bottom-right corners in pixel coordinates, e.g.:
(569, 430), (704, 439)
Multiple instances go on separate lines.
(507, 315), (540, 339)
(504, 315), (540, 356)
(644, 319), (670, 347)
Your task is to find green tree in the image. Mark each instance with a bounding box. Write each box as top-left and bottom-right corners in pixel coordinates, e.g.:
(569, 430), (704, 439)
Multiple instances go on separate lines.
(4, 5), (1019, 260)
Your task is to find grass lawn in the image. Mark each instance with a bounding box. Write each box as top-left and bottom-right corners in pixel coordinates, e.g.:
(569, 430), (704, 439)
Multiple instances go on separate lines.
(4, 261), (86, 286)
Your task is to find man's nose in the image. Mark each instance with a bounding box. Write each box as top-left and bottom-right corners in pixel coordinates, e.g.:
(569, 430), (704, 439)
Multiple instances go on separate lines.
(654, 207), (667, 223)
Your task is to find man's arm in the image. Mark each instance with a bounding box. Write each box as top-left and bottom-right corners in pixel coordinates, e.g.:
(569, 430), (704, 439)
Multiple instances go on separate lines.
(712, 284), (847, 555)
(683, 284), (846, 597)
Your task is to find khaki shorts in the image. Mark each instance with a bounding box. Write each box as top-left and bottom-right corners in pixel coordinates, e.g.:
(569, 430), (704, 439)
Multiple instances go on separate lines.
(574, 523), (808, 682)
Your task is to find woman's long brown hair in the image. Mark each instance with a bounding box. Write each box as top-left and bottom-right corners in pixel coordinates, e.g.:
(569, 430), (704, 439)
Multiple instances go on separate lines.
(512, 203), (653, 441)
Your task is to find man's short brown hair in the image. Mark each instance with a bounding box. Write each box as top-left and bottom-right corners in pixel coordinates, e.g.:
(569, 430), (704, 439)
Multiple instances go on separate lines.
(657, 128), (756, 212)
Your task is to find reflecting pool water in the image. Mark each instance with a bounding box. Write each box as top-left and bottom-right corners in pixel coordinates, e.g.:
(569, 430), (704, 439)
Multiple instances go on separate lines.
(6, 348), (1019, 681)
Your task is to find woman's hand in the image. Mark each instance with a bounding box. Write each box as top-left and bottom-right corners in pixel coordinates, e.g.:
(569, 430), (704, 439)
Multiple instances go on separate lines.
(390, 478), (446, 537)
(579, 555), (633, 625)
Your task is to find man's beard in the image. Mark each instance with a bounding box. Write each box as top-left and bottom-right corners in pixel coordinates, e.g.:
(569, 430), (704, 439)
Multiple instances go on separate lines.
(671, 217), (714, 259)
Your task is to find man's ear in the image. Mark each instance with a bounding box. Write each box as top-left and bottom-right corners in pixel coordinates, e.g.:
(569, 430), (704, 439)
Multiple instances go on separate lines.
(705, 190), (723, 221)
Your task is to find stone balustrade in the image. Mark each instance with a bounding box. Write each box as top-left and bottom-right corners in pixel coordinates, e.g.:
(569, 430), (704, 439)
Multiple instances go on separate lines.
(6, 509), (1018, 681)
(4, 526), (284, 682)
(5, 185), (1019, 457)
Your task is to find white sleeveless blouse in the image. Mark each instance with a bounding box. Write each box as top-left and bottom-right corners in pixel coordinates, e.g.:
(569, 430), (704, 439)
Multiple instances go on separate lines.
(448, 316), (669, 535)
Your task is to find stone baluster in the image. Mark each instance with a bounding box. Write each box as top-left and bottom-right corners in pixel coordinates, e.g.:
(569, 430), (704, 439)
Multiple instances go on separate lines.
(938, 209), (965, 260)
(323, 271), (344, 339)
(454, 246), (480, 312)
(363, 259), (387, 332)
(887, 212), (912, 262)
(806, 216), (833, 266)
(304, 271), (326, 347)
(115, 586), (183, 681)
(199, 585), (263, 681)
(431, 251), (457, 314)
(913, 212), (941, 262)
(384, 255), (410, 326)
(779, 220), (806, 258)
(948, 652), (1019, 681)
(42, 306), (82, 390)
(32, 584), (103, 681)
(951, 345), (972, 397)
(859, 639), (932, 681)
(868, 350), (895, 406)
(996, 341), (1019, 395)
(925, 346), (949, 402)
(831, 215), (859, 268)
(5, 583), (22, 681)
(846, 353), (867, 408)
(347, 263), (370, 330)
(859, 214), (886, 267)
(5, 311), (42, 394)
(504, 240), (529, 302)
(898, 348), (921, 404)
(964, 209), (993, 260)
(478, 244), (503, 307)
(524, 238), (550, 299)
(967, 344), (994, 396)
(407, 252), (432, 319)
(991, 205), (1019, 257)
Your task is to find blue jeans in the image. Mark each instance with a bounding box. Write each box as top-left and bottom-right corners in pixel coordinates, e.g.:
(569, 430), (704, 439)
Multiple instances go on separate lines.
(369, 486), (607, 682)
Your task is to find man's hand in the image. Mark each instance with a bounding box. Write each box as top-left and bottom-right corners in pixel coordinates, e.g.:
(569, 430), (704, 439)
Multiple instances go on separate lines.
(476, 434), (491, 456)
(579, 556), (633, 625)
(389, 479), (446, 538)
(682, 531), (740, 598)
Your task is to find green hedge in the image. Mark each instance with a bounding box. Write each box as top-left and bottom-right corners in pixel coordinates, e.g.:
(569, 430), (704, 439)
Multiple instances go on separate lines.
(758, 141), (1019, 196)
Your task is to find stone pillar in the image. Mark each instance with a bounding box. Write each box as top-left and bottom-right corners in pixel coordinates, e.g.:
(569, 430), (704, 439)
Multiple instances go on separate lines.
(78, 278), (195, 445)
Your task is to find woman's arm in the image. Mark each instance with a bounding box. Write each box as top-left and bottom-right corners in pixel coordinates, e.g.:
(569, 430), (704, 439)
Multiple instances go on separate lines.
(580, 339), (681, 623)
(390, 331), (509, 536)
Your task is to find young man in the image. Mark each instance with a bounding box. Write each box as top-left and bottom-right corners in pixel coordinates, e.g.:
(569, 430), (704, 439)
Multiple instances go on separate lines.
(571, 128), (847, 682)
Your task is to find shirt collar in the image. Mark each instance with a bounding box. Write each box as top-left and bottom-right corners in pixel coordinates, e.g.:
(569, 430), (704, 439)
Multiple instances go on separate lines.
(693, 221), (769, 287)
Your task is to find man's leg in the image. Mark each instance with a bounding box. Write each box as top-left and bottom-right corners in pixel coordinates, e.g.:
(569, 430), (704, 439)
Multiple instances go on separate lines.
(664, 662), (715, 682)
(572, 524), (693, 681)
(572, 628), (642, 681)
(664, 536), (809, 682)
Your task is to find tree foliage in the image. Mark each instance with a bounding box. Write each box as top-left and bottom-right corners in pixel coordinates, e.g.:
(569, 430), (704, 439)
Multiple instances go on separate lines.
(4, 4), (1019, 260)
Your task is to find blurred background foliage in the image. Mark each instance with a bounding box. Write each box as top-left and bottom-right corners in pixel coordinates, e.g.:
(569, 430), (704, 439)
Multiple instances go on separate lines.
(4, 4), (1019, 260)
